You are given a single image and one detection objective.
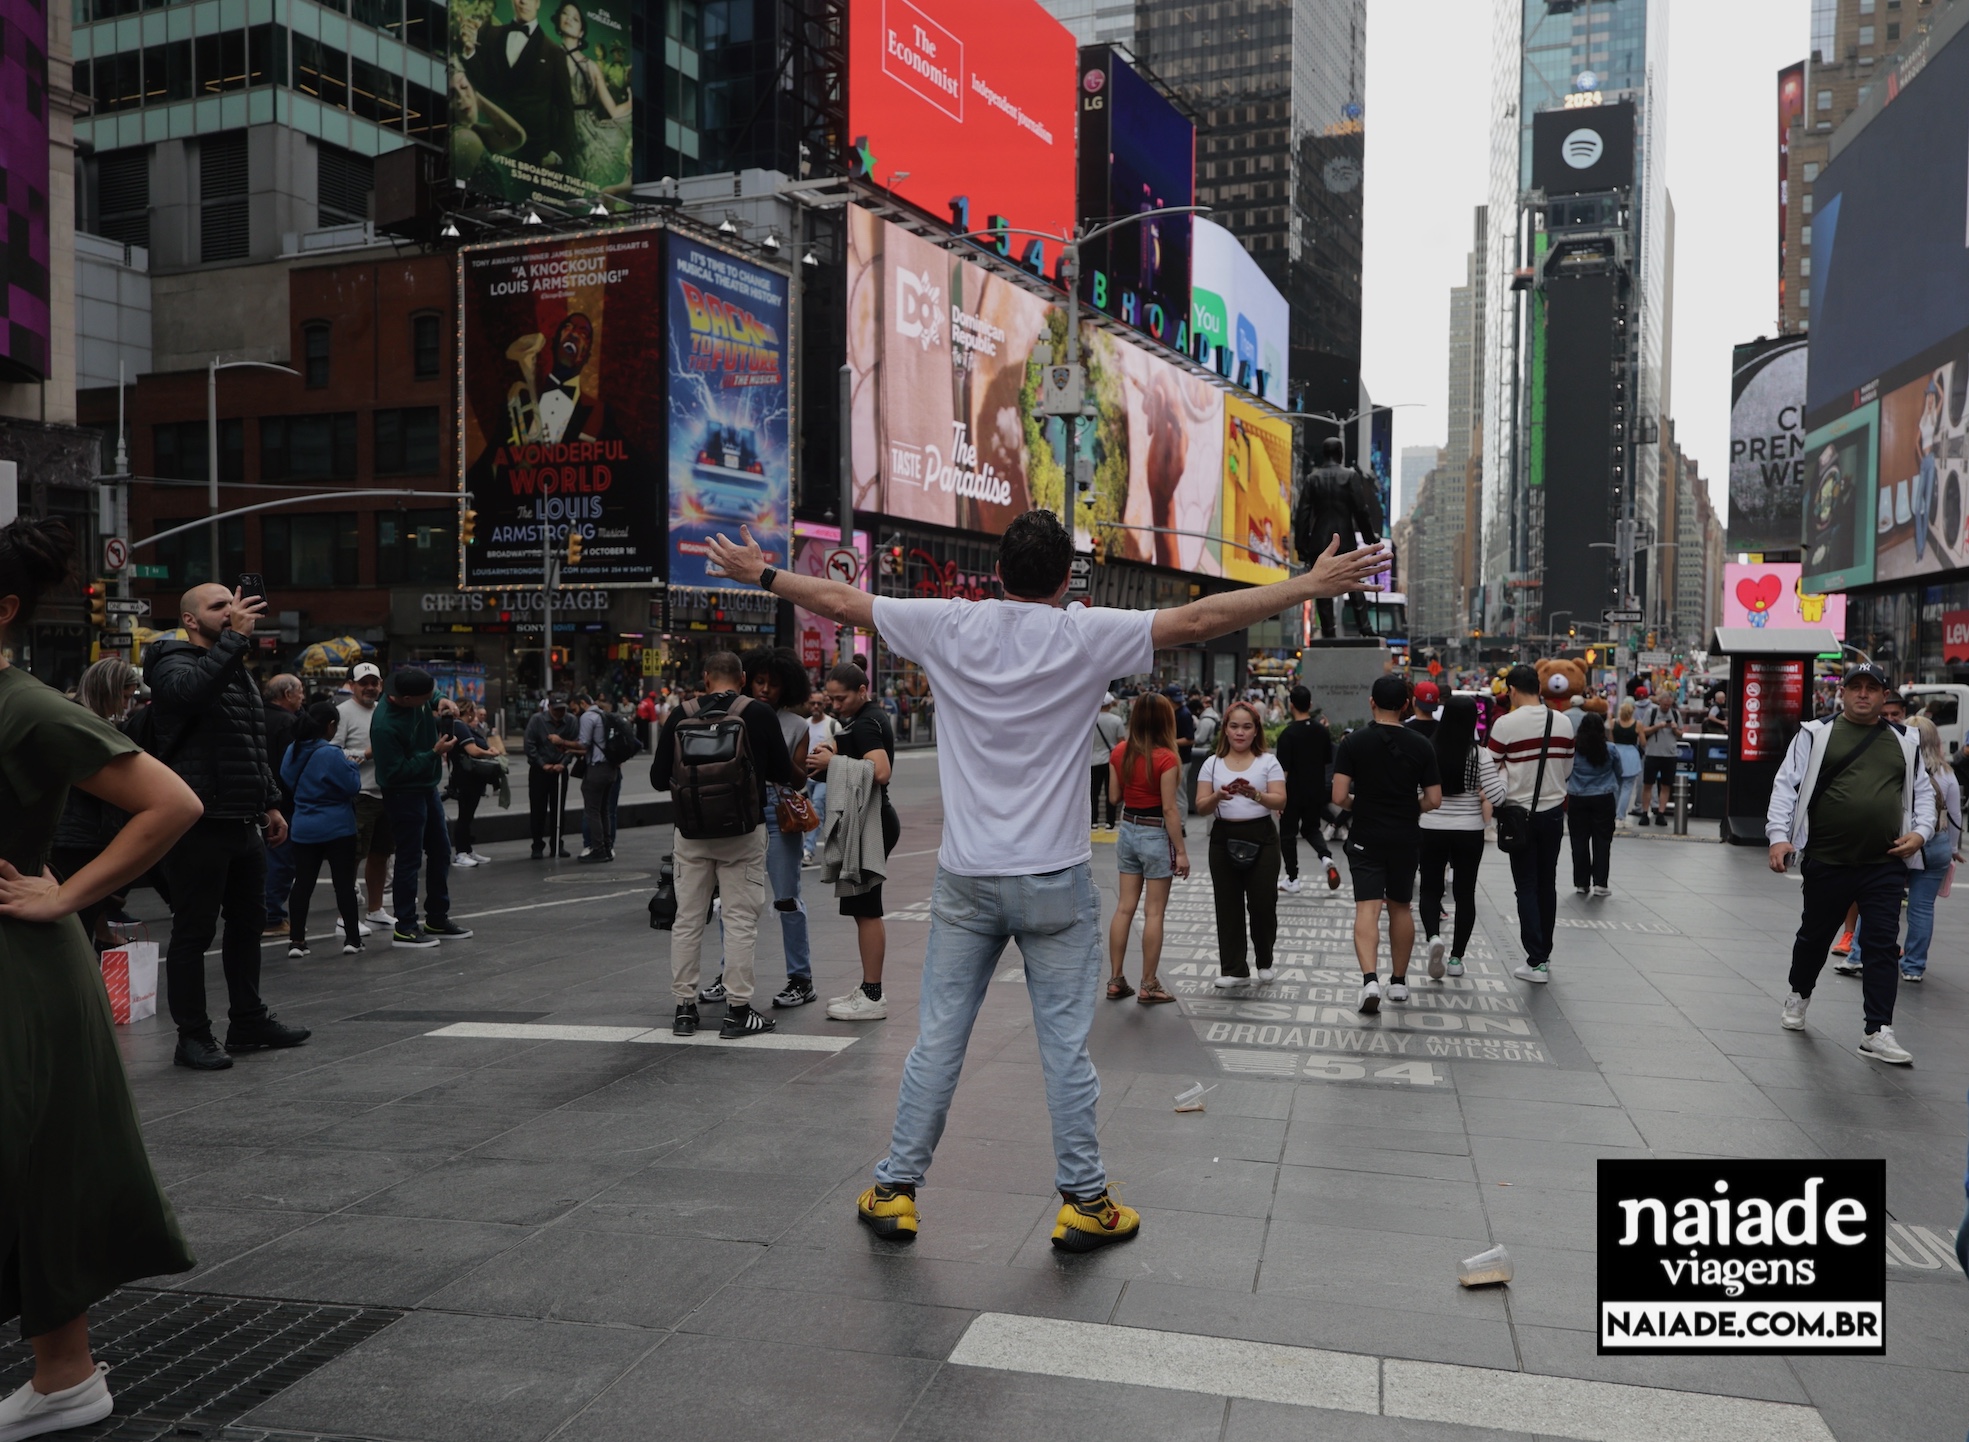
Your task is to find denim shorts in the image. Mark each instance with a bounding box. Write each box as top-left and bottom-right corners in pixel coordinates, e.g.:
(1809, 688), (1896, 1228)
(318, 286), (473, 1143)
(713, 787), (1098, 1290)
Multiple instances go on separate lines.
(1116, 819), (1174, 880)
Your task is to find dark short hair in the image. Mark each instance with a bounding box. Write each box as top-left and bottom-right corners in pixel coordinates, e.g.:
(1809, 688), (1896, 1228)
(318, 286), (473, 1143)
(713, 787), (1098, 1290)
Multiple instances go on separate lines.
(703, 650), (744, 683)
(744, 645), (812, 709)
(1321, 437), (1345, 462)
(386, 666), (435, 699)
(998, 509), (1073, 600)
(827, 662), (868, 691)
(571, 691), (592, 704)
(1506, 663), (1540, 696)
(1370, 674), (1410, 712)
(1289, 685), (1311, 711)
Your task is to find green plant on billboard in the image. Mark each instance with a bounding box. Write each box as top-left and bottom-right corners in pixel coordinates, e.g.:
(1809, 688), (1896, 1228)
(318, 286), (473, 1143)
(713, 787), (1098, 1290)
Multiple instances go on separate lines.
(1019, 310), (1127, 528)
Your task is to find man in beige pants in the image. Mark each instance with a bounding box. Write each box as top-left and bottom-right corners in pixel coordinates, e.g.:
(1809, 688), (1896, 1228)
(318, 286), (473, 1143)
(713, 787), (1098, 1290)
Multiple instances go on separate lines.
(648, 651), (797, 1039)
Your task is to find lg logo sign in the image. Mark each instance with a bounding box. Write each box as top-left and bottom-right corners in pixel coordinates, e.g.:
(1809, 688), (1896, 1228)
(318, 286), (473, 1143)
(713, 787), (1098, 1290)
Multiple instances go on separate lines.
(1563, 128), (1605, 168)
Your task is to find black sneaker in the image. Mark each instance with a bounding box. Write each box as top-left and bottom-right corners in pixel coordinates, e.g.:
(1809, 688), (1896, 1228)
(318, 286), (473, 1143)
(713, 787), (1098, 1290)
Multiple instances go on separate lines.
(698, 975), (728, 1004)
(530, 844), (546, 859)
(392, 926), (440, 949)
(225, 1013), (312, 1052)
(772, 979), (817, 1008)
(577, 849), (614, 864)
(423, 919), (474, 939)
(673, 1003), (699, 1037)
(174, 1031), (234, 1070)
(720, 1003), (777, 1039)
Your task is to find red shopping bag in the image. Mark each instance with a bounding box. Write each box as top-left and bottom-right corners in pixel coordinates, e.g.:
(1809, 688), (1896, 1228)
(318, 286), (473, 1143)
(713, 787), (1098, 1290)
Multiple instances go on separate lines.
(100, 942), (160, 1024)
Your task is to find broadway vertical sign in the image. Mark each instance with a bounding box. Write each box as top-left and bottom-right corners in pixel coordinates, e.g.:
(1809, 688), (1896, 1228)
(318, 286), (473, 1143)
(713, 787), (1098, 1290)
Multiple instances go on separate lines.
(1598, 1160), (1886, 1354)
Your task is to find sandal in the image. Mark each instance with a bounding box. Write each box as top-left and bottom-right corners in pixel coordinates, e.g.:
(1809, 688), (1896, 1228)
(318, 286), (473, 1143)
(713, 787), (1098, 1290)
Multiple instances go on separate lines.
(1106, 974), (1135, 1000)
(1137, 978), (1175, 1005)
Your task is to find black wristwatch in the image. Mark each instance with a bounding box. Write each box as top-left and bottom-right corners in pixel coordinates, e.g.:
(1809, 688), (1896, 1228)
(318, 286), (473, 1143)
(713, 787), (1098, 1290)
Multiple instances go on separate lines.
(758, 566), (778, 592)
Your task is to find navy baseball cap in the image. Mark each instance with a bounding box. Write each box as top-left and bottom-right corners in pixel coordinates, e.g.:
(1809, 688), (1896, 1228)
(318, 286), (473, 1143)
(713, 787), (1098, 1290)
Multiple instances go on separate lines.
(1842, 663), (1890, 688)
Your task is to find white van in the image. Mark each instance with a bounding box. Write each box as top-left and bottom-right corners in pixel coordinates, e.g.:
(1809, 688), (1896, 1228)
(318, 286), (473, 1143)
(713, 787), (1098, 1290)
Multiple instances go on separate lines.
(1906, 684), (1969, 756)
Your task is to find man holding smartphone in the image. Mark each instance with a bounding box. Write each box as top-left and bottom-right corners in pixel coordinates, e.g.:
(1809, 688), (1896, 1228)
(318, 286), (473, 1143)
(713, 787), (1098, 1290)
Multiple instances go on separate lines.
(149, 584), (311, 1070)
(371, 667), (474, 948)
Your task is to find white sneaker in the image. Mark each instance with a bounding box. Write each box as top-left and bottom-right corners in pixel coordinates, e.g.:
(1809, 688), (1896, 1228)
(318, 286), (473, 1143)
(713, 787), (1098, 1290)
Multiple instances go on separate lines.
(1591, 885), (1612, 898)
(1858, 1026), (1913, 1065)
(1780, 991), (1811, 1031)
(0, 1364), (114, 1442)
(1427, 939), (1446, 980)
(286, 944), (309, 959)
(1279, 877), (1303, 895)
(1385, 978), (1410, 1003)
(451, 854), (479, 869)
(1512, 961), (1550, 985)
(468, 852), (493, 864)
(365, 908), (392, 927)
(1831, 958), (1864, 977)
(335, 917), (374, 937)
(1444, 958), (1465, 978)
(1357, 978), (1381, 1014)
(1255, 966), (1277, 984)
(826, 987), (888, 1021)
(1212, 974), (1246, 990)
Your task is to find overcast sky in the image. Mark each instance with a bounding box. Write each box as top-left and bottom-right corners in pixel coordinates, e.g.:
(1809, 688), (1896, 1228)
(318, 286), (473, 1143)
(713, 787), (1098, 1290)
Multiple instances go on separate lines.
(1360, 0), (1809, 512)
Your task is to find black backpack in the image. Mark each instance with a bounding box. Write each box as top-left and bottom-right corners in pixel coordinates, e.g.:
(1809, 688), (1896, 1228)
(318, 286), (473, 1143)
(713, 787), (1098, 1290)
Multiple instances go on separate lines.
(600, 710), (641, 766)
(664, 694), (761, 839)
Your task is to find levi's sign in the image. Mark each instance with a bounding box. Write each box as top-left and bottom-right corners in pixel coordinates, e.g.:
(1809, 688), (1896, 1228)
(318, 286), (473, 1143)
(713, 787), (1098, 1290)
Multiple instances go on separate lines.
(1597, 1160), (1885, 1354)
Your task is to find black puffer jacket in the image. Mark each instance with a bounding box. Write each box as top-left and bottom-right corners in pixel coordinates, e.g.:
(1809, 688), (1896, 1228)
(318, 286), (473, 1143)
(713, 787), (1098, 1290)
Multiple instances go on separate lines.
(147, 631), (278, 820)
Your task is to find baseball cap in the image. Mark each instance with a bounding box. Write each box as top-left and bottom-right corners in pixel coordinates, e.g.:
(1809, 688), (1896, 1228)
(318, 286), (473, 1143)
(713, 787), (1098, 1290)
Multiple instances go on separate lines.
(1413, 680), (1441, 707)
(385, 666), (435, 699)
(1842, 662), (1891, 688)
(352, 662), (381, 681)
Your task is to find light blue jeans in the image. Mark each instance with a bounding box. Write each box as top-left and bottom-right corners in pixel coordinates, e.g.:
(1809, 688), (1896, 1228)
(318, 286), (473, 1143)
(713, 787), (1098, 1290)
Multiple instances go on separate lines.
(804, 779), (827, 860)
(1900, 835), (1953, 975)
(717, 802), (810, 982)
(1613, 745), (1641, 820)
(875, 863), (1105, 1197)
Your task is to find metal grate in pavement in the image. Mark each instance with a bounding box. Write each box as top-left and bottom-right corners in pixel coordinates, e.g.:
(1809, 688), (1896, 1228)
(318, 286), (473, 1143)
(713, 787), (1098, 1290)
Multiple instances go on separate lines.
(1, 1290), (401, 1441)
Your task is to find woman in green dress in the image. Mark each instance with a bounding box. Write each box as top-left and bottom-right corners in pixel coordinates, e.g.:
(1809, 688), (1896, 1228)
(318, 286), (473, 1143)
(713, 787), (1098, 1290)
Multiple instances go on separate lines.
(0, 517), (204, 1441)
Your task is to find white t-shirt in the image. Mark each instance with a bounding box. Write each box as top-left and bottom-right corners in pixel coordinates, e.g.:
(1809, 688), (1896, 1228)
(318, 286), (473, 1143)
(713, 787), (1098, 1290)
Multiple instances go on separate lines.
(806, 713), (840, 752)
(872, 596), (1157, 876)
(1197, 752), (1286, 821)
(336, 697), (379, 795)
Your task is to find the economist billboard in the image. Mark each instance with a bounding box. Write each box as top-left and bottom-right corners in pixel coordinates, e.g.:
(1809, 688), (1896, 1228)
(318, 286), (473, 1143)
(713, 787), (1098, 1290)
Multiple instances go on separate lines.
(457, 229), (669, 588)
(0, 0), (50, 383)
(847, 0), (1077, 257)
(845, 205), (1243, 574)
(664, 232), (793, 593)
(1076, 45), (1194, 353)
(448, 0), (634, 211)
(1721, 561), (1845, 638)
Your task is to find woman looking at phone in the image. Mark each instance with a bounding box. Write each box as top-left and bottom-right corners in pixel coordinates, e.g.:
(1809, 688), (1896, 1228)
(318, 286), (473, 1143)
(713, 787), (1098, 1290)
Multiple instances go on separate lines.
(1196, 701), (1286, 987)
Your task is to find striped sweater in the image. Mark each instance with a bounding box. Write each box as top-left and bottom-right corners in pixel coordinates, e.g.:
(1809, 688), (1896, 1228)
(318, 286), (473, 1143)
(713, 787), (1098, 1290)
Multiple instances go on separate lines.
(1486, 702), (1576, 811)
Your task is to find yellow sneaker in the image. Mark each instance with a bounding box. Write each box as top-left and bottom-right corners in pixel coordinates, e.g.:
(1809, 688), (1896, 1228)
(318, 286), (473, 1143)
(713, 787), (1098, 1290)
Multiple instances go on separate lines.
(856, 1184), (919, 1241)
(1050, 1188), (1140, 1253)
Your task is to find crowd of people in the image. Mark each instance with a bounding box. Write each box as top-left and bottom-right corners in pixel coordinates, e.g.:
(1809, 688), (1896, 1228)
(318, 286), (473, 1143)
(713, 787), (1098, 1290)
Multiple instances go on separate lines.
(6, 505), (1969, 1440)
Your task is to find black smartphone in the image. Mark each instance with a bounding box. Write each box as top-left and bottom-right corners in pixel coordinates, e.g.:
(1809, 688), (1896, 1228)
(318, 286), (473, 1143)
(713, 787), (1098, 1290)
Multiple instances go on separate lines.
(237, 572), (268, 606)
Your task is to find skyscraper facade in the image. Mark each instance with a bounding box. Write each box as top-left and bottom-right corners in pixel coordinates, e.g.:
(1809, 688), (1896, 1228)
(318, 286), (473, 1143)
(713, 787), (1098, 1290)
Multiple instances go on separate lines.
(1482, 0), (1671, 640)
(1135, 0), (1367, 428)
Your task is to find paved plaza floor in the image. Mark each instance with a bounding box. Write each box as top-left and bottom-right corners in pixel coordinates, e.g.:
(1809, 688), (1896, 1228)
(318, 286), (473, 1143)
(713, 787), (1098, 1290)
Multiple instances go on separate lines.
(6, 748), (1965, 1442)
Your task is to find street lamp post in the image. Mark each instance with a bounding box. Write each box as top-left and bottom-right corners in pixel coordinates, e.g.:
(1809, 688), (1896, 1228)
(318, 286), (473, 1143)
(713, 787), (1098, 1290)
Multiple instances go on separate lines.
(208, 358), (298, 579)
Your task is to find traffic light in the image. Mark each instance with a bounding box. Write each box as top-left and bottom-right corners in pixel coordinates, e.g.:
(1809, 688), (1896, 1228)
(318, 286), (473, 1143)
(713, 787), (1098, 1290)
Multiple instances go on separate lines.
(565, 531), (583, 567)
(1646, 631), (1657, 650)
(459, 508), (478, 545)
(87, 580), (107, 629)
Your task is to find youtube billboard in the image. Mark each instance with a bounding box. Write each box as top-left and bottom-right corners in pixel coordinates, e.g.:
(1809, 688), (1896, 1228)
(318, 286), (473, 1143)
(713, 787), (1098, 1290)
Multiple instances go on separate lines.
(848, 0), (1078, 264)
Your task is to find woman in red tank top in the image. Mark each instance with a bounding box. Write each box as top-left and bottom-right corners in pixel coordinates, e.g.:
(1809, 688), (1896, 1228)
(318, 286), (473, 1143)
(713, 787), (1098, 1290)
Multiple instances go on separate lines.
(1106, 692), (1189, 1004)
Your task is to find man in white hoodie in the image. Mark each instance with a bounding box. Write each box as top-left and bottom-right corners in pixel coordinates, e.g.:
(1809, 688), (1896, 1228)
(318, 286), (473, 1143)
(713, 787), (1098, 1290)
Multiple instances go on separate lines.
(1766, 662), (1933, 1064)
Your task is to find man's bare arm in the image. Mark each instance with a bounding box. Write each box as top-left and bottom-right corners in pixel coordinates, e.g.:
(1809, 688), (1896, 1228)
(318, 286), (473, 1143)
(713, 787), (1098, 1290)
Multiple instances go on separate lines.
(1152, 536), (1389, 648)
(707, 527), (877, 629)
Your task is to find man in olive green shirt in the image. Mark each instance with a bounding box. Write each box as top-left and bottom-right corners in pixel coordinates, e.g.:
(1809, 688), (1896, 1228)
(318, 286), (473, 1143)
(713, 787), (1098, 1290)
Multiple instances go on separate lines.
(1767, 663), (1932, 1065)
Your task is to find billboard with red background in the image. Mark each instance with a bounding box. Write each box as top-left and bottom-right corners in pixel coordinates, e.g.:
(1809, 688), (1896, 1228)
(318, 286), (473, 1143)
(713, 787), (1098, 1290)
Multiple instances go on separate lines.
(848, 0), (1077, 257)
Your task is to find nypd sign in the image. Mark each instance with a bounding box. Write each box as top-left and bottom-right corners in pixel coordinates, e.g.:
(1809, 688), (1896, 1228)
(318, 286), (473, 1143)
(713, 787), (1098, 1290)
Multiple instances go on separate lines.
(1597, 1160), (1885, 1354)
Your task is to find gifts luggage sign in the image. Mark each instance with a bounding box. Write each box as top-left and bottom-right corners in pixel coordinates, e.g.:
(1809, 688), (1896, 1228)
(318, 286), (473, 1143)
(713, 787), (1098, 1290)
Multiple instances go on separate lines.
(1597, 1159), (1886, 1354)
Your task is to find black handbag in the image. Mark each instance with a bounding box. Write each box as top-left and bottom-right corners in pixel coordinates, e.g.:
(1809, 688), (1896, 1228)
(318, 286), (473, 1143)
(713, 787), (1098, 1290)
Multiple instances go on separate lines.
(647, 854), (678, 930)
(1495, 710), (1553, 855)
(1224, 838), (1262, 870)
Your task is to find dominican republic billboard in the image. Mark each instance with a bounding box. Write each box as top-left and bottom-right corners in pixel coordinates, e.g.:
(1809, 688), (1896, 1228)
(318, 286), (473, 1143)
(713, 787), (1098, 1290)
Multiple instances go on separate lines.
(457, 229), (668, 587)
(664, 232), (792, 594)
(1190, 218), (1288, 407)
(847, 0), (1077, 262)
(448, 0), (633, 210)
(845, 205), (1283, 576)
(1728, 334), (1808, 553)
(1076, 45), (1194, 354)
(0, 0), (50, 383)
(1222, 396), (1293, 584)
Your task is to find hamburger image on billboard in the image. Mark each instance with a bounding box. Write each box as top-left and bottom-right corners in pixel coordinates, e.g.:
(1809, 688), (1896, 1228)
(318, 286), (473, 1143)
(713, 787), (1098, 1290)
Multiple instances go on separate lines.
(448, 0), (633, 209)
(458, 231), (668, 588)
